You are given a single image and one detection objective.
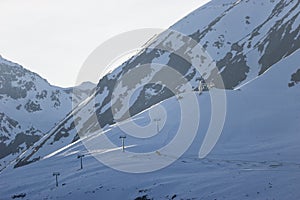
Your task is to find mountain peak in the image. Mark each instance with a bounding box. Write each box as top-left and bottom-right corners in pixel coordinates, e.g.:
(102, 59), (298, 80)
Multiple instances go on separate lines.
(0, 56), (95, 170)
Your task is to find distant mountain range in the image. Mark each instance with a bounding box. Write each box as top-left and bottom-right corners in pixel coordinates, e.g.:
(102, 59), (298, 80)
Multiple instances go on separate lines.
(0, 55), (95, 170)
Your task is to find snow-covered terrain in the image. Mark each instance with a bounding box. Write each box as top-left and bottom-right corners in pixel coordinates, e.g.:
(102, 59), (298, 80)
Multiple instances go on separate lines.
(0, 0), (300, 199)
(12, 0), (300, 170)
(1, 48), (299, 200)
(0, 56), (95, 170)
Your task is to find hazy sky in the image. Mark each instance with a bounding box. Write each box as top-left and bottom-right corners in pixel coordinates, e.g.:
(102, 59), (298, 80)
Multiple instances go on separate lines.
(0, 0), (210, 87)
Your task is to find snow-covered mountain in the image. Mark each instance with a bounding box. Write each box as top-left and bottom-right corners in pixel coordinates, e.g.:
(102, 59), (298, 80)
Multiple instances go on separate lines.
(0, 0), (300, 199)
(0, 55), (95, 170)
(13, 0), (300, 169)
(1, 43), (300, 200)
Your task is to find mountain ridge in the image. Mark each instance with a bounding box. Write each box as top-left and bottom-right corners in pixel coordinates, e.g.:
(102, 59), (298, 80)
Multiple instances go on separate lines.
(0, 56), (95, 170)
(0, 0), (300, 199)
(12, 0), (300, 169)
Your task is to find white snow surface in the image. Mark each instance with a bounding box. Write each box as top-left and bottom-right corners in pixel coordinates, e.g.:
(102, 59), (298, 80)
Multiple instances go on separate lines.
(0, 49), (299, 200)
(1, 0), (300, 199)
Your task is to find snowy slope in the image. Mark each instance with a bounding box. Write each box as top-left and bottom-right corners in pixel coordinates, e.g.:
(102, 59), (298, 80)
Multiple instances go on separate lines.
(0, 56), (95, 170)
(14, 0), (300, 169)
(0, 48), (299, 200)
(0, 0), (300, 199)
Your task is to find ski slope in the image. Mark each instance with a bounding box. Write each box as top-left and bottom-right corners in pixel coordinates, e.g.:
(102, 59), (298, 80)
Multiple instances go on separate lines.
(1, 49), (299, 200)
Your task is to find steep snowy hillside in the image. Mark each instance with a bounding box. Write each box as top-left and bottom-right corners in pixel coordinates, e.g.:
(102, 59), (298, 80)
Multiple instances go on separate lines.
(14, 0), (300, 169)
(0, 56), (95, 170)
(1, 46), (299, 200)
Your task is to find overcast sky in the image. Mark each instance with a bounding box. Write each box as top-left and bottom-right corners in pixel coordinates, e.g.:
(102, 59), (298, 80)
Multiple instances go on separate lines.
(0, 0), (210, 87)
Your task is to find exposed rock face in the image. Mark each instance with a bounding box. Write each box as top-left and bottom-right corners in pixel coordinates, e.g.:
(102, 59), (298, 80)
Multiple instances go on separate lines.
(288, 68), (300, 87)
(0, 57), (95, 170)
